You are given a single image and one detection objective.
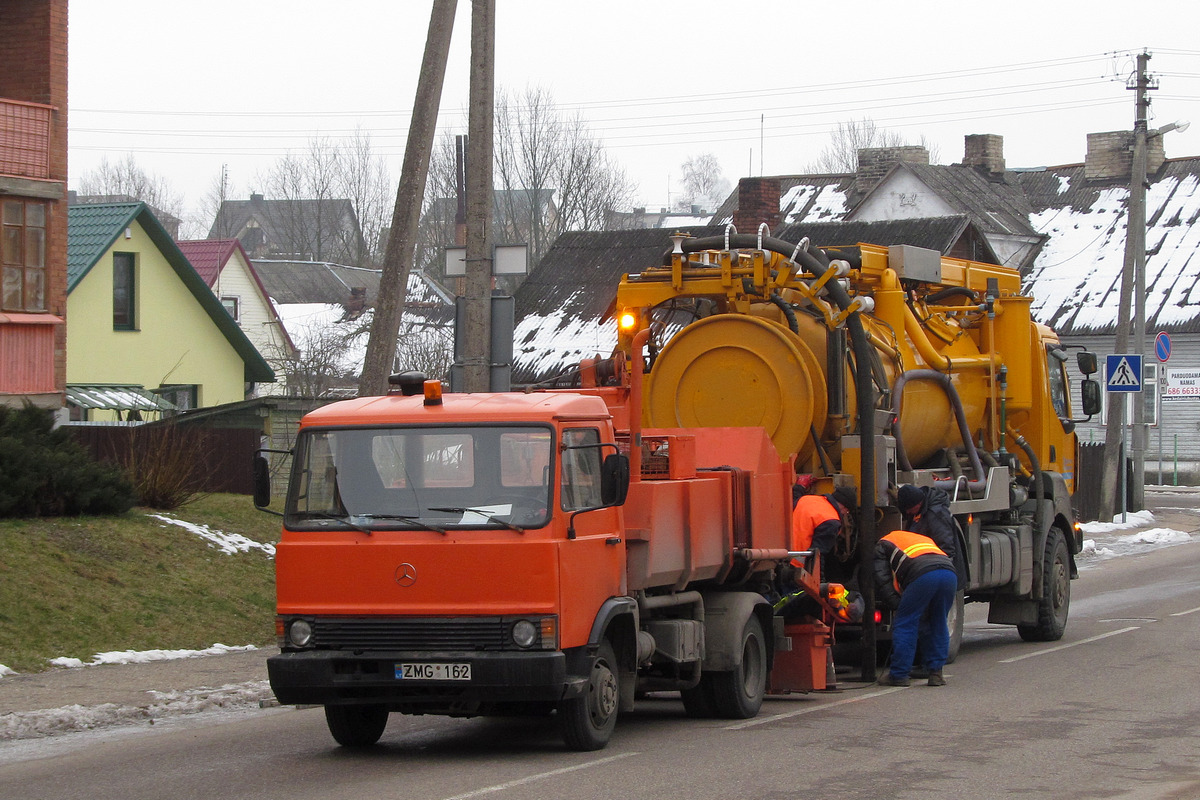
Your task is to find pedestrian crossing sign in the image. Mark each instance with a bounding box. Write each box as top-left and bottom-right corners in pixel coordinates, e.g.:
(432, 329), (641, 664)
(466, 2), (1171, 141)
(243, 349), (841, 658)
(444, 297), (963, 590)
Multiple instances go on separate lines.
(1106, 354), (1142, 392)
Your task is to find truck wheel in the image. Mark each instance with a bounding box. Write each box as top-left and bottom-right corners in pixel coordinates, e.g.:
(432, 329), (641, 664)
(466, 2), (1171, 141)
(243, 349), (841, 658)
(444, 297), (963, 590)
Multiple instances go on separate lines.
(324, 703), (388, 747)
(560, 640), (619, 751)
(680, 676), (717, 718)
(711, 615), (767, 719)
(1018, 527), (1070, 642)
(946, 590), (965, 664)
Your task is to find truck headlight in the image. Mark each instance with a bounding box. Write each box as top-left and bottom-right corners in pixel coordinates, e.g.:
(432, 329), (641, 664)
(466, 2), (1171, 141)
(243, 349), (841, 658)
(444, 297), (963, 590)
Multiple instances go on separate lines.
(511, 619), (538, 649)
(288, 619), (314, 648)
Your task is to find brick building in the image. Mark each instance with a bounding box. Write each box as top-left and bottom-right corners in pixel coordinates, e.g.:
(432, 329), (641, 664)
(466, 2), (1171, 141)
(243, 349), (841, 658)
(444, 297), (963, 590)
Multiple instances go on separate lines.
(0, 0), (68, 411)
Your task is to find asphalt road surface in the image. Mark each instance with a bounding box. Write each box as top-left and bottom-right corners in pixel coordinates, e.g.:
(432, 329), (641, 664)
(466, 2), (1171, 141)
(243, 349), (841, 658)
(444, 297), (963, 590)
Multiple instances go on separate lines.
(2, 504), (1199, 799)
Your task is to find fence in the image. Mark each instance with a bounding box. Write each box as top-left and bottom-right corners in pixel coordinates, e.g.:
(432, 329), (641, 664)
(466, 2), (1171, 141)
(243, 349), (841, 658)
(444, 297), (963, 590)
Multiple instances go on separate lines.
(68, 424), (260, 495)
(1074, 441), (1136, 522)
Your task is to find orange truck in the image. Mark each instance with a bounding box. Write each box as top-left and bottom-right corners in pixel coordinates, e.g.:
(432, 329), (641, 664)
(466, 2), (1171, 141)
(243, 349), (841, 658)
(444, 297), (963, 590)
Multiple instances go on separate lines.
(259, 230), (1099, 751)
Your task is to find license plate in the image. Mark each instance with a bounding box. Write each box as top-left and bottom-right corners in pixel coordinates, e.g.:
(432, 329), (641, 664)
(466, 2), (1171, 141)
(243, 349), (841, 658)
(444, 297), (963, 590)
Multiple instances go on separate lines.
(395, 662), (471, 681)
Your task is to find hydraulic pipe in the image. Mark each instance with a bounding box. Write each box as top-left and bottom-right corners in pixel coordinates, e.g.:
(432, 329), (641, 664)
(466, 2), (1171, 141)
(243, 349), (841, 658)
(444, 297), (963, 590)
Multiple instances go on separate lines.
(892, 369), (988, 493)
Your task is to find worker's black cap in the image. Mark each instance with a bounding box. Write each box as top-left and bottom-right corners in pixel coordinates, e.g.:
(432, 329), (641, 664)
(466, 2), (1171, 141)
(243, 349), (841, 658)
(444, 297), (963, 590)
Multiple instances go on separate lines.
(831, 486), (857, 510)
(897, 484), (924, 513)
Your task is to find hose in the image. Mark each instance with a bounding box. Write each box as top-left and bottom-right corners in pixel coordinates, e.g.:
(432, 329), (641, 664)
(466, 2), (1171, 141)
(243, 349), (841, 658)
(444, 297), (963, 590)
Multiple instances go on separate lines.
(667, 232), (879, 681)
(891, 369), (988, 494)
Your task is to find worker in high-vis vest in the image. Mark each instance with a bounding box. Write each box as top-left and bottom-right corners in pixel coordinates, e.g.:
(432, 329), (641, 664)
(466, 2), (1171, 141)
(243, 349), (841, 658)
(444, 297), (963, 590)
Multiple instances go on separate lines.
(874, 530), (957, 687)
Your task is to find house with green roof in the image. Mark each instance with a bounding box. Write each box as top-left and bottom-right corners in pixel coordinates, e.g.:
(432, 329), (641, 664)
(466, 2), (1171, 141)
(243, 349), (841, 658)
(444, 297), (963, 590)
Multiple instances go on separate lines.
(67, 202), (275, 420)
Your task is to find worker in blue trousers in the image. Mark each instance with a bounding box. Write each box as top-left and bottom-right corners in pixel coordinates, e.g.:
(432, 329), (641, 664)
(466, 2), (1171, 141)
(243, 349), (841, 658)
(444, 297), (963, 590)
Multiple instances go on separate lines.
(874, 529), (958, 687)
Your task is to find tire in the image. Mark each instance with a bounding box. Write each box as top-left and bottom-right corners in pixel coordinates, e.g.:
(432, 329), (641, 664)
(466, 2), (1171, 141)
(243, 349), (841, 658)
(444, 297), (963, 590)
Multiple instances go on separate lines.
(1018, 527), (1071, 642)
(946, 590), (965, 664)
(559, 640), (619, 751)
(324, 703), (388, 747)
(711, 615), (767, 719)
(680, 675), (718, 718)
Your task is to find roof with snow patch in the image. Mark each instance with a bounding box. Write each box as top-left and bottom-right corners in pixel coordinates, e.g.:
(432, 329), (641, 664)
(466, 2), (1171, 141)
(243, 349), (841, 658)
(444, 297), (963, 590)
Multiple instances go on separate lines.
(1020, 157), (1200, 335)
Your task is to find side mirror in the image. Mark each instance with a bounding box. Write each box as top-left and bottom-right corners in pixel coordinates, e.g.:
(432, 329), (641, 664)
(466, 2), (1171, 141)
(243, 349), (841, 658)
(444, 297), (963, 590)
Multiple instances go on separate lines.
(253, 455), (272, 509)
(601, 453), (630, 506)
(1077, 351), (1098, 376)
(1080, 379), (1102, 418)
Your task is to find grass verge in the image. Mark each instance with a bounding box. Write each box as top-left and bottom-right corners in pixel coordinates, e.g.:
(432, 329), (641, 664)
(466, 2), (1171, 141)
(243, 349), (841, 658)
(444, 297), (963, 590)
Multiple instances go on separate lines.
(0, 494), (281, 674)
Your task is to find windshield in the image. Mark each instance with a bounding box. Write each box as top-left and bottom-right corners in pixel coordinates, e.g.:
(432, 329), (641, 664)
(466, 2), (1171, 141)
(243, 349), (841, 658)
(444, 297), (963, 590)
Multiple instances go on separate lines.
(286, 424), (553, 531)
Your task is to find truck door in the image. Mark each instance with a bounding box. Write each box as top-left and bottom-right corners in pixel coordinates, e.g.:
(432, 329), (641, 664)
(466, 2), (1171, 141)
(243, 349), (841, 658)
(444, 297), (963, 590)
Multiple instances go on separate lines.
(557, 426), (625, 650)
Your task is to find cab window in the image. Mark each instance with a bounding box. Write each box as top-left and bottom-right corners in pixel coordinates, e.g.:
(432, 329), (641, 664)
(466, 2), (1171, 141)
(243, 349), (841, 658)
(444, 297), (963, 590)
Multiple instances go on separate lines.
(560, 428), (603, 511)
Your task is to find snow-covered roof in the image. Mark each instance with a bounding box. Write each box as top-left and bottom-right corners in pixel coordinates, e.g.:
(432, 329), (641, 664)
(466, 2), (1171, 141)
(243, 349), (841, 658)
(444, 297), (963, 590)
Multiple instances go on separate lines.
(1021, 157), (1200, 335)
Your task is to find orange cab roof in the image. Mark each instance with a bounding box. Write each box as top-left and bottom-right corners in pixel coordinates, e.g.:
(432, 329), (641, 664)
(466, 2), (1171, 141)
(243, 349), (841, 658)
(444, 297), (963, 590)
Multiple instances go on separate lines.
(301, 390), (613, 428)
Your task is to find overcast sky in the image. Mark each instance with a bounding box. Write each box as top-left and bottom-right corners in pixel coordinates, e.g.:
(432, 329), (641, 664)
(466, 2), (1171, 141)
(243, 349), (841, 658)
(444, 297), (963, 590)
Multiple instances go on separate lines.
(67, 1), (1200, 228)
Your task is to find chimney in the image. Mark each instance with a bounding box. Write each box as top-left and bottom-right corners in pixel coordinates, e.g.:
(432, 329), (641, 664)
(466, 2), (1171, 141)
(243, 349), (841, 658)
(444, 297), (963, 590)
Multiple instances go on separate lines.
(733, 177), (781, 234)
(1085, 130), (1166, 181)
(964, 134), (1005, 175)
(250, 192), (264, 204)
(855, 146), (929, 195)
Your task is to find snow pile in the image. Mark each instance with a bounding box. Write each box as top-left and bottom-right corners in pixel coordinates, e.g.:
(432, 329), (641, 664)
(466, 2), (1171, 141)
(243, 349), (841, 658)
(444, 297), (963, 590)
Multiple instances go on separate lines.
(47, 643), (258, 670)
(1079, 510), (1156, 534)
(146, 514), (276, 557)
(0, 665), (15, 678)
(0, 680), (274, 741)
(1118, 529), (1193, 546)
(1080, 539), (1116, 558)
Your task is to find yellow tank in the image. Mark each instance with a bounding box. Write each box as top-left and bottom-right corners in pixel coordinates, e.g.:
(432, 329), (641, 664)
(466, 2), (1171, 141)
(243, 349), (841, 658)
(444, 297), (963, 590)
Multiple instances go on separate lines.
(618, 239), (1047, 474)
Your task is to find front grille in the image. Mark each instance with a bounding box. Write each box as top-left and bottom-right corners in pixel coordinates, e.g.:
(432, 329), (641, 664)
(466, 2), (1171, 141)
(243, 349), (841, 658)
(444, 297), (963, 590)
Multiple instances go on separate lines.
(311, 617), (507, 650)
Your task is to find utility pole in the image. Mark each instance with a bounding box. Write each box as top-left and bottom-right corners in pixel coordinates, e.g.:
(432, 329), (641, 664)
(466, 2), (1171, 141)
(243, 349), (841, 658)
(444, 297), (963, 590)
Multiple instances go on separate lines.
(1128, 50), (1153, 513)
(358, 0), (457, 397)
(461, 0), (495, 393)
(1099, 51), (1153, 520)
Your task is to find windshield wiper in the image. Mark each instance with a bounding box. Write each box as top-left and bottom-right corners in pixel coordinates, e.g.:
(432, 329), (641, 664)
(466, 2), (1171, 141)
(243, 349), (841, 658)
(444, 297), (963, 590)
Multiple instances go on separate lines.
(351, 513), (446, 535)
(428, 506), (526, 533)
(296, 512), (446, 535)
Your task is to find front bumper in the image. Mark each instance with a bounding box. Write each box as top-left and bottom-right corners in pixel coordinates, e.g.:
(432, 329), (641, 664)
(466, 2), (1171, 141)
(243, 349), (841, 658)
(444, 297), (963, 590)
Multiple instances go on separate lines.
(268, 649), (580, 711)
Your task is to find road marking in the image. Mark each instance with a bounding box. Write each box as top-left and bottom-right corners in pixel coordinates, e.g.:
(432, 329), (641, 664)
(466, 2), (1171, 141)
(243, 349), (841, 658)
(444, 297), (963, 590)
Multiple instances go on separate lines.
(998, 626), (1139, 663)
(1170, 605), (1200, 617)
(725, 687), (906, 730)
(440, 752), (638, 800)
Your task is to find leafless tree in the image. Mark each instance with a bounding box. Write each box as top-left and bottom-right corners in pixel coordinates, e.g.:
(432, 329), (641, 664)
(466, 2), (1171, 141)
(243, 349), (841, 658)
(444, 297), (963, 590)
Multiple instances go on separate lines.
(201, 165), (239, 240)
(339, 127), (394, 266)
(265, 312), (367, 398)
(76, 154), (187, 229)
(676, 152), (731, 212)
(417, 85), (635, 282)
(805, 118), (941, 173)
(395, 323), (454, 381)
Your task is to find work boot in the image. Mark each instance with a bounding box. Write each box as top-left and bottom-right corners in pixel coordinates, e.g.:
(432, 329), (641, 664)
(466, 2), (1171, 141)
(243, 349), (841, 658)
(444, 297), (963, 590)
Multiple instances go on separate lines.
(927, 670), (946, 687)
(878, 673), (910, 687)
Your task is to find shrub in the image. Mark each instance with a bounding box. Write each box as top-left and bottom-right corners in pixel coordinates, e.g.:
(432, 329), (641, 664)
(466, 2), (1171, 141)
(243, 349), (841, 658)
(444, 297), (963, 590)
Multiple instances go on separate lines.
(0, 405), (136, 517)
(122, 421), (212, 510)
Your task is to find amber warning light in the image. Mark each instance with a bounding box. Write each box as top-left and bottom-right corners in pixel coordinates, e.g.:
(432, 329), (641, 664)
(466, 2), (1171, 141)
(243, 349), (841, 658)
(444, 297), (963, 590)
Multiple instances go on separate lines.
(618, 311), (638, 332)
(424, 380), (443, 406)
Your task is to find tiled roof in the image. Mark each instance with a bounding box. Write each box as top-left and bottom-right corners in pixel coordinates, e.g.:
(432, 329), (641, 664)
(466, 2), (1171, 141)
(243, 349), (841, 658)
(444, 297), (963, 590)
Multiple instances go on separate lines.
(67, 202), (142, 290)
(177, 239), (241, 285)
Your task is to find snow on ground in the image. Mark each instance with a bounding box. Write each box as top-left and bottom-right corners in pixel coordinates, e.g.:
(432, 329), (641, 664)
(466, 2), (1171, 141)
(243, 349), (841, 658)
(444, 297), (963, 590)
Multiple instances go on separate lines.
(0, 680), (274, 742)
(1077, 509), (1194, 568)
(47, 643), (258, 670)
(146, 513), (276, 557)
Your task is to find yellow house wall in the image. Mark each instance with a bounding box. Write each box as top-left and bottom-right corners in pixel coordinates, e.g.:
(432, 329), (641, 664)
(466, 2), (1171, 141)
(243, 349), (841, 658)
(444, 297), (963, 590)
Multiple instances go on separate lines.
(66, 220), (247, 407)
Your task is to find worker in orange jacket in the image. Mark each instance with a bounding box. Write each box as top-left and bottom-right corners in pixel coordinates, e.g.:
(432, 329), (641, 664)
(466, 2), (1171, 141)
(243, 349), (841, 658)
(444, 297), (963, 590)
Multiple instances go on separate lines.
(790, 485), (856, 566)
(874, 530), (957, 687)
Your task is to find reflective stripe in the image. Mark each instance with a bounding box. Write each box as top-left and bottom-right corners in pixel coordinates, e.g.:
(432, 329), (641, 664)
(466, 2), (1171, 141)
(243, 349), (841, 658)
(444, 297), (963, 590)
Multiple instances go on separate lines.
(903, 542), (943, 558)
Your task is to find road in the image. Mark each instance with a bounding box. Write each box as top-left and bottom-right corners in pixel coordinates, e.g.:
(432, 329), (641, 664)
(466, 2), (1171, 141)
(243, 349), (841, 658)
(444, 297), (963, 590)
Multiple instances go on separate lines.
(3, 512), (1200, 799)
